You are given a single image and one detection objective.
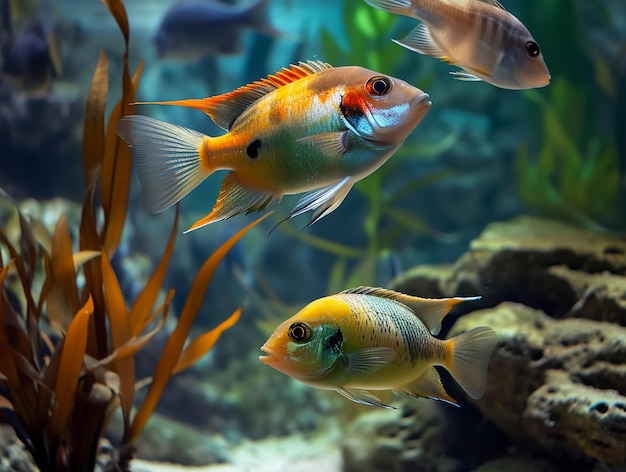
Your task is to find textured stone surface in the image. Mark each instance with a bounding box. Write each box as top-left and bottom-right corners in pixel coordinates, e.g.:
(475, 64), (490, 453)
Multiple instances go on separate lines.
(342, 399), (462, 472)
(392, 216), (626, 467)
(451, 303), (626, 465)
(392, 216), (626, 322)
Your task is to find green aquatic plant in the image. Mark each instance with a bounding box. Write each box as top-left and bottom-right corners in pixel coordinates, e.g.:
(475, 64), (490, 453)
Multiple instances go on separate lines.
(516, 0), (622, 229)
(0, 0), (266, 470)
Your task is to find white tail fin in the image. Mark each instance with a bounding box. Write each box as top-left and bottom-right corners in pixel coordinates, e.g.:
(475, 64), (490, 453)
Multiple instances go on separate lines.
(445, 327), (498, 399)
(117, 115), (209, 213)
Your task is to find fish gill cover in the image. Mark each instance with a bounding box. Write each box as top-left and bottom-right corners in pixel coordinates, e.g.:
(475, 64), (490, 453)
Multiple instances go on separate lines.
(0, 0), (267, 470)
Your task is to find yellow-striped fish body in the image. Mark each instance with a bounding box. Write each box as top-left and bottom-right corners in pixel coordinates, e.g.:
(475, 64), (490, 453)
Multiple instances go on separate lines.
(365, 0), (550, 89)
(260, 286), (498, 408)
(117, 61), (431, 232)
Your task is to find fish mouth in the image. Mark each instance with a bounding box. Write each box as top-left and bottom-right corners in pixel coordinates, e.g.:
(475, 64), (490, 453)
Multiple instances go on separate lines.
(413, 92), (431, 109)
(259, 345), (275, 365)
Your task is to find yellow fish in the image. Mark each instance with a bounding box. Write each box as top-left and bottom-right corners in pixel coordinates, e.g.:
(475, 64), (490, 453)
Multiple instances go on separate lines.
(260, 286), (497, 408)
(117, 61), (431, 232)
(364, 0), (551, 89)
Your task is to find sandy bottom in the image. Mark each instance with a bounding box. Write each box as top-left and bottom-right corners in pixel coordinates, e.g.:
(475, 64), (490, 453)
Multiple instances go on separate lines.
(131, 429), (342, 472)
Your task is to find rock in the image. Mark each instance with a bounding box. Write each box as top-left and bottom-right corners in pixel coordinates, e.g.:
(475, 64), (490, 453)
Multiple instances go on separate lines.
(392, 216), (626, 322)
(341, 399), (462, 472)
(473, 455), (562, 472)
(526, 370), (626, 464)
(450, 302), (626, 465)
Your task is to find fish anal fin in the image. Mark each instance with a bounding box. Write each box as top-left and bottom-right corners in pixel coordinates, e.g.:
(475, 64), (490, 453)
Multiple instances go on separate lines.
(296, 130), (350, 160)
(337, 387), (395, 409)
(341, 347), (396, 375)
(394, 367), (458, 406)
(445, 327), (498, 399)
(135, 61), (332, 131)
(184, 172), (278, 232)
(290, 176), (354, 227)
(340, 287), (480, 335)
(393, 24), (446, 58)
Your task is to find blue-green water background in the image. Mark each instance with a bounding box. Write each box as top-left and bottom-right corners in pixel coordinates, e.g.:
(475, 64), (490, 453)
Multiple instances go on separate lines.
(1, 0), (625, 465)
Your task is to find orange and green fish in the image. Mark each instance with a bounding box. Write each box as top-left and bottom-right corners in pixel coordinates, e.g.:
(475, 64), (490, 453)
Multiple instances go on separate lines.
(116, 60), (431, 232)
(364, 0), (550, 90)
(260, 286), (498, 408)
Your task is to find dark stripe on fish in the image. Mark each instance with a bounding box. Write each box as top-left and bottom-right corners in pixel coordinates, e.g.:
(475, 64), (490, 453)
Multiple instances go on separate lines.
(339, 91), (368, 135)
(324, 327), (344, 355)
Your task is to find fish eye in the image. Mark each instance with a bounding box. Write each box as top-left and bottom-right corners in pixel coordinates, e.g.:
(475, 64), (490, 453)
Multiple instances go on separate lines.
(366, 76), (393, 96)
(525, 41), (540, 58)
(288, 322), (312, 343)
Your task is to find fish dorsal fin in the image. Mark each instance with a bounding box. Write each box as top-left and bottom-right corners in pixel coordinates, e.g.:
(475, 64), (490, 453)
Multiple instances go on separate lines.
(341, 286), (480, 335)
(133, 61), (332, 130)
(476, 0), (505, 10)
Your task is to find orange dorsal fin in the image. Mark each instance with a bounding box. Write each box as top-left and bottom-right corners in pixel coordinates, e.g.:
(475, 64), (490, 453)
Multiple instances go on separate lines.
(134, 60), (332, 131)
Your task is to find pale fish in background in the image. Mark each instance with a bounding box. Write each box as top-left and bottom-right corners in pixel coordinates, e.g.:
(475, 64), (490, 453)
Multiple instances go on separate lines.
(260, 286), (498, 408)
(364, 0), (550, 90)
(155, 0), (281, 60)
(117, 61), (431, 232)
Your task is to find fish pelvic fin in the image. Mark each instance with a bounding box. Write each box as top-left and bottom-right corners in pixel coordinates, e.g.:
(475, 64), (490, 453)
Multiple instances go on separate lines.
(117, 115), (209, 213)
(336, 387), (395, 409)
(393, 24), (447, 58)
(340, 287), (481, 335)
(184, 171), (278, 232)
(393, 366), (458, 406)
(444, 327), (498, 399)
(290, 176), (354, 227)
(449, 70), (483, 82)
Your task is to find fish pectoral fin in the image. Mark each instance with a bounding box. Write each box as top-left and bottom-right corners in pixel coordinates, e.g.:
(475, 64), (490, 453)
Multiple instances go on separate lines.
(340, 347), (396, 375)
(336, 387), (395, 409)
(289, 176), (354, 226)
(392, 24), (446, 58)
(184, 172), (278, 232)
(449, 70), (483, 82)
(116, 115), (209, 213)
(393, 367), (458, 406)
(296, 130), (350, 160)
(340, 287), (480, 335)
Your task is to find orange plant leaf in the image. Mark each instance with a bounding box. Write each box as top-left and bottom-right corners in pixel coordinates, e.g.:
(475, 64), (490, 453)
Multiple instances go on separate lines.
(83, 49), (108, 189)
(101, 249), (134, 429)
(128, 207), (178, 336)
(173, 307), (242, 375)
(48, 214), (80, 331)
(127, 212), (271, 443)
(101, 0), (129, 46)
(49, 296), (93, 439)
(101, 62), (143, 256)
(0, 261), (19, 385)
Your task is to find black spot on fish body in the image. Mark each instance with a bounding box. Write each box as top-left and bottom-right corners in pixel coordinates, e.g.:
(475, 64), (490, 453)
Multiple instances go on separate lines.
(324, 328), (343, 356)
(246, 139), (262, 158)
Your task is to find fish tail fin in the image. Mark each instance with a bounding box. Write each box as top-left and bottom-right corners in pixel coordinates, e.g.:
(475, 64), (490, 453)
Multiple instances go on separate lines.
(444, 327), (498, 399)
(117, 115), (211, 213)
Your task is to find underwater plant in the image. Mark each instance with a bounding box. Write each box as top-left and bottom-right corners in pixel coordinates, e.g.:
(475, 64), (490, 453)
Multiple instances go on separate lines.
(516, 0), (623, 229)
(0, 0), (266, 470)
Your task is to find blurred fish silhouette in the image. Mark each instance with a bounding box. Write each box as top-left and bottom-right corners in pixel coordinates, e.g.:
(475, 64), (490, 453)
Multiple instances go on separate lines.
(117, 61), (431, 232)
(1, 4), (62, 93)
(364, 0), (550, 90)
(155, 0), (281, 60)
